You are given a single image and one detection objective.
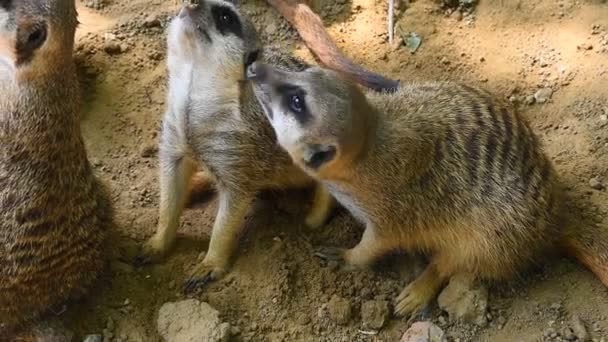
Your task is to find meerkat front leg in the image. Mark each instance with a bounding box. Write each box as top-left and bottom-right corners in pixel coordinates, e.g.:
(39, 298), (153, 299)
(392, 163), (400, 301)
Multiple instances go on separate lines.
(184, 190), (253, 293)
(315, 225), (392, 269)
(305, 182), (335, 229)
(395, 260), (447, 318)
(136, 146), (196, 265)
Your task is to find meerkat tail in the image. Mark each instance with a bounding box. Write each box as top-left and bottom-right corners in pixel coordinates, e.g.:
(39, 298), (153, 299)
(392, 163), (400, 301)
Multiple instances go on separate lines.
(560, 227), (608, 287)
(266, 0), (400, 92)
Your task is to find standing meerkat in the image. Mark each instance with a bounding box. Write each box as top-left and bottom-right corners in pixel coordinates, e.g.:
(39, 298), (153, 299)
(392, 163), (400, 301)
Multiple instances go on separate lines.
(0, 0), (112, 331)
(136, 0), (339, 292)
(246, 62), (608, 316)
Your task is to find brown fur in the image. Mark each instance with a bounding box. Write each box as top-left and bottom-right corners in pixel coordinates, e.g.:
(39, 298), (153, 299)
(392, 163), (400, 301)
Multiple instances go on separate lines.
(249, 64), (608, 316)
(0, 0), (111, 332)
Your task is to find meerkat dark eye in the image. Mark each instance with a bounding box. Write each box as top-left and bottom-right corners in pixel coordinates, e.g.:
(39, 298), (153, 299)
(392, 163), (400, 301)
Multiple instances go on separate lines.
(211, 5), (242, 38)
(289, 94), (304, 113)
(15, 22), (48, 65)
(27, 26), (47, 48)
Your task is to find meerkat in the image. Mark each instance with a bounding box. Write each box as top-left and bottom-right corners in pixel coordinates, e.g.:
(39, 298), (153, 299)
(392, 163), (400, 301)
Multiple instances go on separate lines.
(136, 0), (341, 292)
(0, 0), (112, 331)
(246, 62), (608, 316)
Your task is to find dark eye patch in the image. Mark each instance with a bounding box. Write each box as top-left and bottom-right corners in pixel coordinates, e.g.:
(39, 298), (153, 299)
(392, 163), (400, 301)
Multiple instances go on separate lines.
(211, 5), (242, 39)
(15, 21), (47, 66)
(277, 84), (311, 125)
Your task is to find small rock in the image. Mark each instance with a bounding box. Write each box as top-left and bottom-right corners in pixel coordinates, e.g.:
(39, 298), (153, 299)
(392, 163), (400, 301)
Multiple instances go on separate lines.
(327, 295), (352, 325)
(400, 321), (446, 342)
(83, 335), (103, 342)
(361, 300), (391, 330)
(157, 299), (230, 342)
(525, 95), (536, 105)
(143, 15), (162, 28)
(437, 274), (488, 327)
(104, 41), (122, 55)
(571, 315), (591, 342)
(589, 177), (604, 190)
(140, 144), (158, 158)
(534, 88), (553, 104)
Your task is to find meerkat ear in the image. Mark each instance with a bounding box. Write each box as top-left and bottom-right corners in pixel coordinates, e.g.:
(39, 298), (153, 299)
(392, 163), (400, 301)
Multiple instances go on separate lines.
(303, 144), (337, 170)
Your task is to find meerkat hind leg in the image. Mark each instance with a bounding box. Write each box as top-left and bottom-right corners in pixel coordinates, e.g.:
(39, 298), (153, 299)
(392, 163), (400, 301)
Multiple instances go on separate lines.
(184, 191), (253, 293)
(305, 183), (335, 229)
(137, 154), (196, 265)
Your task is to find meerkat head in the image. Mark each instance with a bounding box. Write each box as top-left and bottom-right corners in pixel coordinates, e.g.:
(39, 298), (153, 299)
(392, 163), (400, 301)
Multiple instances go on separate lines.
(247, 61), (369, 178)
(0, 0), (77, 80)
(167, 0), (260, 82)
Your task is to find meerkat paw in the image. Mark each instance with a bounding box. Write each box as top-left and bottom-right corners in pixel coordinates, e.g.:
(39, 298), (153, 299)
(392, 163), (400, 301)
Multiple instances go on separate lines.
(134, 234), (173, 266)
(395, 280), (436, 317)
(183, 261), (227, 294)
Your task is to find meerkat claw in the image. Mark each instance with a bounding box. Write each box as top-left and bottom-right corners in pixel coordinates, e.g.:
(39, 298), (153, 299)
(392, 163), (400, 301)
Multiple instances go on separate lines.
(183, 262), (226, 294)
(183, 273), (215, 294)
(313, 246), (346, 263)
(394, 281), (435, 317)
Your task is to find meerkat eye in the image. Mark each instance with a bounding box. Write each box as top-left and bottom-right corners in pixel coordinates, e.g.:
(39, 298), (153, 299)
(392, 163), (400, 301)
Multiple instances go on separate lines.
(28, 26), (47, 47)
(289, 94), (304, 113)
(219, 10), (233, 25)
(211, 5), (242, 37)
(15, 22), (48, 65)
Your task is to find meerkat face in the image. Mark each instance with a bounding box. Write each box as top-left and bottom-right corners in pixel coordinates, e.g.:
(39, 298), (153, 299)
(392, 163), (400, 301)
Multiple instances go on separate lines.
(247, 62), (354, 176)
(167, 0), (260, 81)
(0, 0), (77, 79)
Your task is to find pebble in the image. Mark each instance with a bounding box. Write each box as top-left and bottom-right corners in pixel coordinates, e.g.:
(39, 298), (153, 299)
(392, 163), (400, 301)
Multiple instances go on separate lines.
(589, 177), (604, 190)
(400, 321), (446, 342)
(534, 88), (553, 104)
(143, 15), (162, 28)
(140, 144), (158, 158)
(525, 95), (536, 105)
(157, 299), (230, 342)
(82, 335), (103, 342)
(327, 295), (352, 325)
(361, 300), (391, 330)
(571, 315), (590, 342)
(104, 41), (123, 55)
(437, 274), (488, 327)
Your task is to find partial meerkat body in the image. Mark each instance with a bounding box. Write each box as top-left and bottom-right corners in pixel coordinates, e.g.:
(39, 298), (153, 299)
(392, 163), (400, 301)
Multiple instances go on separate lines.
(0, 0), (111, 331)
(247, 62), (608, 315)
(137, 0), (336, 291)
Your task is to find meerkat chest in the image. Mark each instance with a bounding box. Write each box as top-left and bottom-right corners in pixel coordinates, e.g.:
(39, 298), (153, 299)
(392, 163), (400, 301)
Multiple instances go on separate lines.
(326, 183), (370, 225)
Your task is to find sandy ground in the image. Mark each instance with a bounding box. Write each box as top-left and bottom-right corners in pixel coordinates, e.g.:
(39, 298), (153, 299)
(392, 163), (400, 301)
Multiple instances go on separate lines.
(39, 0), (608, 341)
